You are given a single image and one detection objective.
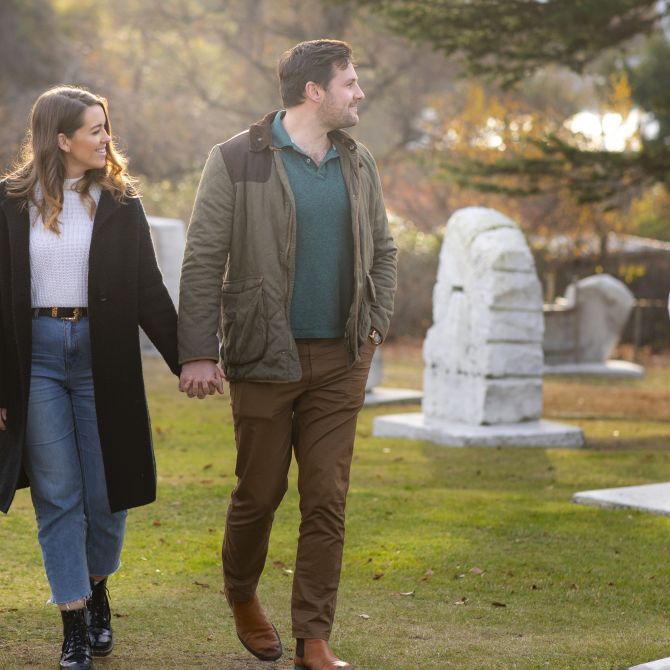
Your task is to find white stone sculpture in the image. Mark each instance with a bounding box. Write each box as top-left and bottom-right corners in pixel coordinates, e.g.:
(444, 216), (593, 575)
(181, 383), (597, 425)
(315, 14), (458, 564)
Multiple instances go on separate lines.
(366, 348), (383, 392)
(141, 217), (185, 354)
(147, 216), (186, 307)
(422, 207), (544, 425)
(544, 274), (635, 364)
(374, 207), (583, 447)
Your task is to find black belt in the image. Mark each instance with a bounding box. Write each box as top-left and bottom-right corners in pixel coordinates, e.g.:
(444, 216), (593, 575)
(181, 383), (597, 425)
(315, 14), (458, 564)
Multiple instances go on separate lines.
(34, 307), (88, 321)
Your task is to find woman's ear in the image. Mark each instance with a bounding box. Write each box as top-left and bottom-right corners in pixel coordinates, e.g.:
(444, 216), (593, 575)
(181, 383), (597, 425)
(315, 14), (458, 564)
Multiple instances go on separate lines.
(57, 133), (70, 152)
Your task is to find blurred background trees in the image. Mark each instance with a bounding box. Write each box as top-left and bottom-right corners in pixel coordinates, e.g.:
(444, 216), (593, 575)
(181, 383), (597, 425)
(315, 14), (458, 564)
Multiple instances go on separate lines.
(1, 0), (669, 341)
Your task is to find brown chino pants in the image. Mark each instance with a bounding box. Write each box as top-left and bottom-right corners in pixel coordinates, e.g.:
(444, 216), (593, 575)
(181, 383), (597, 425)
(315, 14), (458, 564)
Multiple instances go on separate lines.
(222, 338), (374, 640)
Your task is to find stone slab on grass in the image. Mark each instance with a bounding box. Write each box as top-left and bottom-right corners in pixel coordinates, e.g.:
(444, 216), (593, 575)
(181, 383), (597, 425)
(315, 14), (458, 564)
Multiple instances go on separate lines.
(630, 657), (670, 670)
(573, 482), (670, 517)
(544, 360), (644, 379)
(373, 413), (584, 448)
(364, 388), (422, 407)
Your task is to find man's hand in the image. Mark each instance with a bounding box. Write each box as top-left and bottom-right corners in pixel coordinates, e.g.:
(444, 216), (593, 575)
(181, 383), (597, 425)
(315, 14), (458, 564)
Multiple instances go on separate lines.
(0, 408), (6, 431)
(179, 360), (225, 399)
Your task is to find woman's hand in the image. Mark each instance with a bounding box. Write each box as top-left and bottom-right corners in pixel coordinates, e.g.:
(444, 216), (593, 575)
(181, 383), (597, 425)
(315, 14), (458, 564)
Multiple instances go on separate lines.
(179, 360), (225, 399)
(0, 408), (6, 431)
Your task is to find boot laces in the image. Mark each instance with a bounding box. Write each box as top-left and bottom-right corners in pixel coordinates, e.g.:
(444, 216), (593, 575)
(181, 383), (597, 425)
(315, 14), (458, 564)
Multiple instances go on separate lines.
(89, 582), (111, 628)
(63, 612), (88, 657)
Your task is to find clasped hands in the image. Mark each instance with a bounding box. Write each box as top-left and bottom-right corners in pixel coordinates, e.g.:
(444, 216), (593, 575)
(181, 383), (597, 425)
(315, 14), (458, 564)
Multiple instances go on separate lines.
(179, 359), (226, 399)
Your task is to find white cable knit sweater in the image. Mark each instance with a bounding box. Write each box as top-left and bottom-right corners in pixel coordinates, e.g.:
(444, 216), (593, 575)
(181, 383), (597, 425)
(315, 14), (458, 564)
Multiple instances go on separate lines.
(29, 178), (101, 308)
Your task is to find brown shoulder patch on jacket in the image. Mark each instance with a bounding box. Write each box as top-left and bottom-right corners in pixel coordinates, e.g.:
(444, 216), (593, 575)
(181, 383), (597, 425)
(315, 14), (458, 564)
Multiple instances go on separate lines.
(219, 131), (272, 184)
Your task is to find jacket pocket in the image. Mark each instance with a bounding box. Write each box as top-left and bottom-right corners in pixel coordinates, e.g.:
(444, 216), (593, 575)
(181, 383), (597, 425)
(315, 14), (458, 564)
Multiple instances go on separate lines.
(221, 277), (267, 366)
(365, 272), (377, 303)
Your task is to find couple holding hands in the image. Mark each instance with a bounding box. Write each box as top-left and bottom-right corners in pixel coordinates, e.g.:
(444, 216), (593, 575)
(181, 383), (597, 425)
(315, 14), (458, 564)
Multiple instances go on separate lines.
(0, 39), (396, 670)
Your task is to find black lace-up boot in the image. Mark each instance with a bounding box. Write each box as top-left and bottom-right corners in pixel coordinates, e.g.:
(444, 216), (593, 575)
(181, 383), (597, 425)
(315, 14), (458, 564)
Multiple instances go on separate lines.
(59, 608), (92, 669)
(86, 578), (113, 656)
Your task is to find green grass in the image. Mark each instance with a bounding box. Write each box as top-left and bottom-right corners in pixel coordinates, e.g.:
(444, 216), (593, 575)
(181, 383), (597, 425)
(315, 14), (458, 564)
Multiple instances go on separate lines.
(1, 348), (670, 669)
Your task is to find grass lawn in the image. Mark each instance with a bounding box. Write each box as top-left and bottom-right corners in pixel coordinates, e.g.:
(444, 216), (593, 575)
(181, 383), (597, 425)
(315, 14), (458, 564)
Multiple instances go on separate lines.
(1, 343), (670, 669)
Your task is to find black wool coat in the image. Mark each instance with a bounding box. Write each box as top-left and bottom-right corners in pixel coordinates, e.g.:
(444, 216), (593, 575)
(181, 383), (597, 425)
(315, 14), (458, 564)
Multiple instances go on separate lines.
(0, 182), (180, 513)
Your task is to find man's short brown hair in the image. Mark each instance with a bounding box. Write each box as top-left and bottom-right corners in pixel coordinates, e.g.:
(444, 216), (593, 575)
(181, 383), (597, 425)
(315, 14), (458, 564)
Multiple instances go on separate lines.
(277, 39), (354, 108)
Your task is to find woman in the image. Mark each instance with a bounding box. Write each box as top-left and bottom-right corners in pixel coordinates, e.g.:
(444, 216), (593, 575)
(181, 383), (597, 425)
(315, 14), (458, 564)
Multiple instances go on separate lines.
(0, 86), (179, 669)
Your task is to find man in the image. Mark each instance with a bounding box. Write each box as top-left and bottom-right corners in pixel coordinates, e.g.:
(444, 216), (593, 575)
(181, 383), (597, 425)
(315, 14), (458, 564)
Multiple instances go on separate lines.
(178, 39), (396, 670)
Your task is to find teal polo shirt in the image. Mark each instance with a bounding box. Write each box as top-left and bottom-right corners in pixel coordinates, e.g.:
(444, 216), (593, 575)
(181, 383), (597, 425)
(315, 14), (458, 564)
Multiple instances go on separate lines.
(272, 111), (354, 338)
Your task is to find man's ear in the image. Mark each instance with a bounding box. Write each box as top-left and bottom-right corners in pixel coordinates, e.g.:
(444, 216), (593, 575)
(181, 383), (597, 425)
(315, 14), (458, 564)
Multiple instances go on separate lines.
(57, 133), (70, 152)
(304, 81), (323, 103)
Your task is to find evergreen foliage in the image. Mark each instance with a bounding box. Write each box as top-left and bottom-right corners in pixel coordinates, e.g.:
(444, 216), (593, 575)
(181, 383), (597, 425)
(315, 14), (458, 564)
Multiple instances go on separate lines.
(344, 0), (666, 87)
(341, 0), (670, 207)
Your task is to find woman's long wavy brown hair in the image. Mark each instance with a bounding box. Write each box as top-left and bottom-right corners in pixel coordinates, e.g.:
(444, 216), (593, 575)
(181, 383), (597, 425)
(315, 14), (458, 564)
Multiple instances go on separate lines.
(4, 85), (137, 234)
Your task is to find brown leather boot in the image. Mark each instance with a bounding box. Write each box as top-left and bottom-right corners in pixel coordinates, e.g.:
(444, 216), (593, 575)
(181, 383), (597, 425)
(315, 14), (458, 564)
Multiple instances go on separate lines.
(231, 594), (282, 661)
(293, 638), (352, 669)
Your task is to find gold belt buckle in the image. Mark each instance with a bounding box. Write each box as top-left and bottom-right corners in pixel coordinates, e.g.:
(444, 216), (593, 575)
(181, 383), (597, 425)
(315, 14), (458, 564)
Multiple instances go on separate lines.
(63, 307), (81, 322)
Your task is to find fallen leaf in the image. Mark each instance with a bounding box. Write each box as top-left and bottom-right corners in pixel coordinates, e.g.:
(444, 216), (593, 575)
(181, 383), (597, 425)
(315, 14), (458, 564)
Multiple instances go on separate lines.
(421, 568), (434, 582)
(454, 597), (467, 605)
(397, 591), (415, 597)
(358, 613), (370, 619)
(113, 612), (127, 618)
(283, 568), (293, 576)
(373, 572), (384, 580)
(203, 463), (213, 470)
(273, 560), (288, 569)
(491, 601), (507, 608)
(470, 567), (484, 575)
(570, 583), (579, 591)
(193, 581), (210, 589)
(152, 520), (161, 526)
(200, 479), (213, 484)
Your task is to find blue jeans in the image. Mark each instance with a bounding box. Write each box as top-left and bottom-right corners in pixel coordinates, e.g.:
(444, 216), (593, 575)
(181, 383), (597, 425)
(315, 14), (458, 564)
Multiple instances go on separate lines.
(23, 315), (127, 605)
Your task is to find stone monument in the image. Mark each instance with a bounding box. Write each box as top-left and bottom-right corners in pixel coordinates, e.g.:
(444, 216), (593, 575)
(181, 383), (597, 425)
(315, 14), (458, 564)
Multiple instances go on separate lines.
(141, 216), (185, 354)
(364, 348), (423, 407)
(366, 348), (383, 392)
(374, 207), (583, 447)
(146, 216), (186, 307)
(544, 274), (643, 378)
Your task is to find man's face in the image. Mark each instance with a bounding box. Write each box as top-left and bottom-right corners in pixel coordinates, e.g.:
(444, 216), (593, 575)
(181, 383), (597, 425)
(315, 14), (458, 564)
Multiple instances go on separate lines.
(318, 62), (365, 130)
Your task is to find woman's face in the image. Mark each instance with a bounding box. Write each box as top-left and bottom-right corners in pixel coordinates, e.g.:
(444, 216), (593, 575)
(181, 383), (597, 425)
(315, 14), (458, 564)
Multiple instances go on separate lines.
(58, 104), (110, 179)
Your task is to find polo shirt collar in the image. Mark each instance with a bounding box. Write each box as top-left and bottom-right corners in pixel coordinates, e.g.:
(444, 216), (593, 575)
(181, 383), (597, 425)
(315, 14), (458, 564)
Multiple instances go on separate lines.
(272, 111), (339, 161)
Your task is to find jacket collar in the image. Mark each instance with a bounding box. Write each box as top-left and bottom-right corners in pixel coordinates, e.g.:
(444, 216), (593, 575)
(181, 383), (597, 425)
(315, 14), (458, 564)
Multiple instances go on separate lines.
(249, 110), (359, 156)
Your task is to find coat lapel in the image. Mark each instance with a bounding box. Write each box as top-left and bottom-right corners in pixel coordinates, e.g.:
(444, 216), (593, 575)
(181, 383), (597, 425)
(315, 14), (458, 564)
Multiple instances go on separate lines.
(89, 189), (121, 262)
(92, 189), (121, 232)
